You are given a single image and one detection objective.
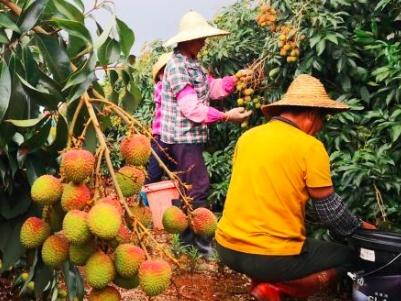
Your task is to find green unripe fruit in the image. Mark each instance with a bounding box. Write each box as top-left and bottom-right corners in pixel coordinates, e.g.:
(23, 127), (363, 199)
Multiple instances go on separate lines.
(88, 203), (122, 240)
(20, 217), (51, 249)
(31, 175), (62, 205)
(86, 252), (116, 289)
(162, 206), (188, 234)
(63, 210), (91, 244)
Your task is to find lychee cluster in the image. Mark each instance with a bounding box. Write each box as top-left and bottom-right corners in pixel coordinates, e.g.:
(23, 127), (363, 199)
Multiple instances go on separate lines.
(256, 4), (277, 31)
(20, 134), (172, 298)
(277, 25), (301, 63)
(162, 206), (217, 238)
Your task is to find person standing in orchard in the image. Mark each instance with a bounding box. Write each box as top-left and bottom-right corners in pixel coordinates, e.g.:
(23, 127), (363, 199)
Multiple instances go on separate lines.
(161, 11), (251, 256)
(145, 52), (175, 184)
(215, 75), (376, 300)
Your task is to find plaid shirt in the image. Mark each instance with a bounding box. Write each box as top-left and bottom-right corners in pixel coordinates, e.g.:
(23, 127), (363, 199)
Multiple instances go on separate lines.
(160, 51), (209, 144)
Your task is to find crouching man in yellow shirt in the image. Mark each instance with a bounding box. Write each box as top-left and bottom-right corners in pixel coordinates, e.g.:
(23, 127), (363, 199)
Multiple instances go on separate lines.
(215, 75), (376, 301)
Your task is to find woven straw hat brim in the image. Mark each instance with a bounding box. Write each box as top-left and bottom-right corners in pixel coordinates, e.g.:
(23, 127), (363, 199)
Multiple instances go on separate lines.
(152, 52), (173, 82)
(163, 27), (229, 48)
(261, 101), (350, 118)
(261, 74), (350, 118)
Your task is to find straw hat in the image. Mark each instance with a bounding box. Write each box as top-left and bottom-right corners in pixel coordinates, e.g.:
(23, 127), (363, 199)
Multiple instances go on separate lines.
(152, 52), (172, 82)
(261, 74), (350, 118)
(163, 11), (229, 48)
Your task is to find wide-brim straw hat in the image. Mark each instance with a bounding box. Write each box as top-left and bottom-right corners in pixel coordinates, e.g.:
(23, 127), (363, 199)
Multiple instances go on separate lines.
(163, 11), (229, 48)
(152, 52), (172, 82)
(261, 74), (350, 118)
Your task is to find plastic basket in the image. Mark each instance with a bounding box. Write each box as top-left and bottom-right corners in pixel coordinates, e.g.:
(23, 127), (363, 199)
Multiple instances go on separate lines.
(142, 180), (179, 230)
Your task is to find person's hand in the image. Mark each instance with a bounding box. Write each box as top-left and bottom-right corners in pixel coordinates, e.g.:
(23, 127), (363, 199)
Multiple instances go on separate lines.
(224, 107), (252, 123)
(361, 221), (376, 230)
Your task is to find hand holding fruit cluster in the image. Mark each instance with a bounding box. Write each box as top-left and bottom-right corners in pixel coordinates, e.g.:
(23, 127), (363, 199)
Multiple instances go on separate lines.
(256, 4), (277, 31)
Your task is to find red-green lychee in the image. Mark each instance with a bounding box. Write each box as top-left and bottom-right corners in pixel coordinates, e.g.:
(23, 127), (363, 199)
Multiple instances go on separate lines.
(88, 286), (121, 301)
(87, 203), (121, 240)
(190, 208), (217, 237)
(138, 259), (172, 296)
(69, 240), (96, 266)
(98, 195), (123, 215)
(41, 234), (69, 267)
(162, 206), (188, 234)
(116, 166), (145, 197)
(115, 224), (131, 244)
(61, 149), (95, 183)
(114, 244), (145, 278)
(86, 252), (115, 289)
(20, 217), (51, 248)
(120, 134), (151, 166)
(61, 183), (91, 211)
(31, 175), (62, 205)
(62, 210), (91, 244)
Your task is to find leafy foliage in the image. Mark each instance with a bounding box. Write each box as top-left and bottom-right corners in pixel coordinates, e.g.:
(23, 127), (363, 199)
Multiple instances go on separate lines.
(0, 0), (136, 298)
(136, 0), (401, 231)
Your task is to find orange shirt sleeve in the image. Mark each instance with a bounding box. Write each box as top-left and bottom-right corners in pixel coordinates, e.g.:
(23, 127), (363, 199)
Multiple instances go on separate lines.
(305, 140), (333, 188)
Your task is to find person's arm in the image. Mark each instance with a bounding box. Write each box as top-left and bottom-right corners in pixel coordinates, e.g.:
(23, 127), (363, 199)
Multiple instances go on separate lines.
(207, 75), (236, 100)
(305, 142), (375, 236)
(177, 85), (251, 124)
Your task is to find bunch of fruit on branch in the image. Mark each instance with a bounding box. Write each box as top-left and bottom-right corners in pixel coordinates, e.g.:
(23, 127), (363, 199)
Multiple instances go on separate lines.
(19, 132), (173, 300)
(255, 4), (278, 31)
(277, 25), (301, 63)
(18, 92), (221, 300)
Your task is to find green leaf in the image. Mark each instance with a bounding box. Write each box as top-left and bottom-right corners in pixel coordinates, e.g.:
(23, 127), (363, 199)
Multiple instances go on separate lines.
(69, 0), (84, 12)
(0, 217), (26, 269)
(0, 31), (8, 44)
(390, 125), (401, 142)
(6, 115), (49, 127)
(325, 34), (338, 45)
(51, 18), (92, 45)
(316, 39), (326, 56)
(34, 260), (54, 298)
(116, 18), (135, 57)
(22, 120), (52, 151)
(97, 38), (120, 65)
(63, 55), (96, 91)
(50, 0), (84, 23)
(17, 74), (61, 110)
(0, 13), (20, 32)
(35, 34), (72, 83)
(83, 123), (97, 153)
(19, 0), (49, 33)
(94, 18), (115, 50)
(0, 61), (11, 123)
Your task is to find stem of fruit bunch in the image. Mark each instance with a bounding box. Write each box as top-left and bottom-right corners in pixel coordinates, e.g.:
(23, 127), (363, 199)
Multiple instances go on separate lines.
(89, 91), (193, 210)
(93, 146), (105, 200)
(83, 94), (180, 266)
(67, 99), (84, 148)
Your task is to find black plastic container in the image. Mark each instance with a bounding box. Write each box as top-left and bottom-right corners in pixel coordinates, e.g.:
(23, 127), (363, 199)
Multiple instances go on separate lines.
(349, 229), (401, 275)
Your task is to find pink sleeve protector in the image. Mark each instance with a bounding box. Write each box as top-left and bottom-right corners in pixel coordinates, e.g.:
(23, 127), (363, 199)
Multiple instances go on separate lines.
(177, 85), (225, 124)
(207, 75), (237, 100)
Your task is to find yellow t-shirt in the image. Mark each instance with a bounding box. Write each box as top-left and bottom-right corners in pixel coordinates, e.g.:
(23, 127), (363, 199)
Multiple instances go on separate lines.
(215, 120), (333, 256)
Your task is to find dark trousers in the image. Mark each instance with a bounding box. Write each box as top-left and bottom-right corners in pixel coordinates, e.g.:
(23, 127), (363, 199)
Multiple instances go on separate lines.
(145, 136), (176, 184)
(216, 239), (357, 282)
(167, 143), (213, 256)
